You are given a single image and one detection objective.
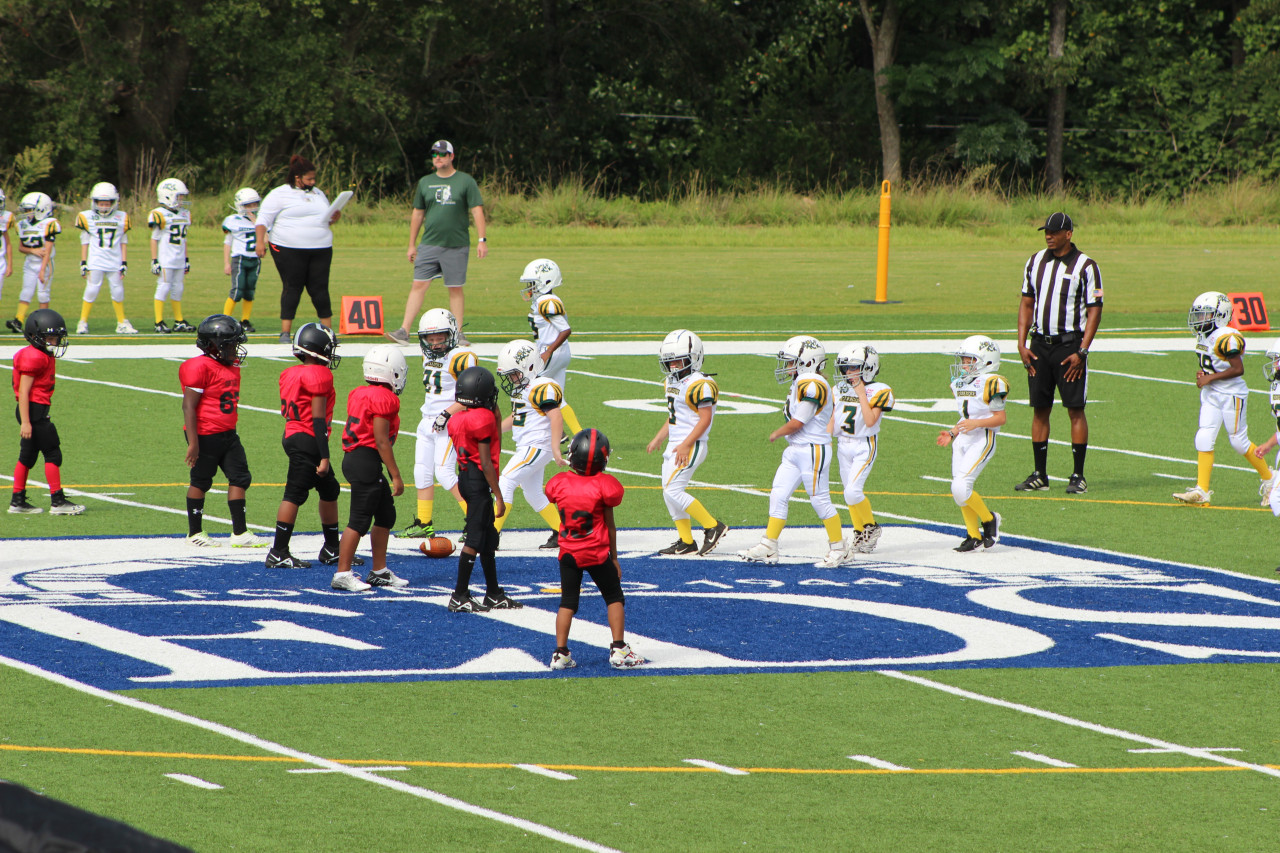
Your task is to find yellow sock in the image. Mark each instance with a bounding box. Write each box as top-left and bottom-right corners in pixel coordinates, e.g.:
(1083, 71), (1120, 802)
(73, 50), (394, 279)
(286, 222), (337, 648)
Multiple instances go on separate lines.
(111, 300), (125, 322)
(224, 298), (236, 315)
(675, 518), (695, 544)
(850, 498), (875, 529)
(960, 506), (981, 538)
(417, 498), (433, 524)
(1245, 444), (1272, 479)
(457, 498), (468, 515)
(80, 301), (93, 323)
(537, 502), (561, 531)
(1197, 451), (1214, 491)
(765, 517), (786, 540)
(242, 300), (253, 321)
(154, 299), (165, 324)
(560, 402), (583, 435)
(822, 514), (843, 542)
(171, 300), (184, 323)
(494, 499), (510, 533)
(15, 302), (29, 323)
(964, 491), (994, 523)
(686, 499), (716, 529)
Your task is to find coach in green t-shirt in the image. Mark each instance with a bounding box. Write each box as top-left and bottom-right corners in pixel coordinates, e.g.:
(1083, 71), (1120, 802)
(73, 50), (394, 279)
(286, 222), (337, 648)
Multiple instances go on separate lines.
(390, 140), (487, 346)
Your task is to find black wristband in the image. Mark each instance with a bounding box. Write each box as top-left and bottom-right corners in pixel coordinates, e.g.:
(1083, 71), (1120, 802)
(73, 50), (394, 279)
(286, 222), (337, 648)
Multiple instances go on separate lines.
(312, 417), (330, 459)
(1077, 348), (1089, 357)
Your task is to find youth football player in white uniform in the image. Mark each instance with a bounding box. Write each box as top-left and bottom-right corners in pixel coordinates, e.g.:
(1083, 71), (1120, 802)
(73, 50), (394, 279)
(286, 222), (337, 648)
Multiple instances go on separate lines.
(521, 258), (583, 437)
(7, 193), (59, 335)
(395, 308), (475, 538)
(646, 329), (729, 556)
(832, 343), (893, 553)
(222, 187), (261, 332)
(1254, 343), (1280, 521)
(74, 182), (137, 334)
(1173, 291), (1272, 505)
(494, 339), (566, 547)
(937, 335), (1007, 552)
(0, 189), (13, 302)
(149, 177), (195, 334)
(740, 335), (847, 567)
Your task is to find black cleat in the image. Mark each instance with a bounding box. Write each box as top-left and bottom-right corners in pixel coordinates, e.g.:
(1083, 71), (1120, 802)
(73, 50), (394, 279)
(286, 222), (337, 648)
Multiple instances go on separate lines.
(1014, 472), (1049, 491)
(483, 591), (524, 610)
(658, 539), (699, 556)
(539, 531), (559, 549)
(266, 550), (312, 569)
(5, 318), (22, 334)
(448, 594), (490, 613)
(981, 512), (1001, 548)
(241, 320), (256, 333)
(698, 521), (729, 556)
(1066, 474), (1088, 494)
(318, 544), (364, 566)
(172, 320), (196, 333)
(954, 536), (983, 553)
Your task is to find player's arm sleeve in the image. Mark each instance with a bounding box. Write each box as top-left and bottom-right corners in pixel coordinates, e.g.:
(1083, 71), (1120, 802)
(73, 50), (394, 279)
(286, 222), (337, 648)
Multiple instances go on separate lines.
(871, 387), (895, 411)
(791, 400), (818, 423)
(75, 213), (88, 233)
(449, 351), (478, 377)
(984, 376), (1010, 410)
(603, 475), (625, 507)
(688, 379), (719, 409)
(533, 382), (563, 412)
(1215, 333), (1244, 360)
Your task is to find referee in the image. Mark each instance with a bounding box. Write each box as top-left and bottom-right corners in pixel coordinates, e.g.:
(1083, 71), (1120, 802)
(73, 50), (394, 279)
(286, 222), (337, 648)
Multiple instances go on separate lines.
(1015, 212), (1102, 494)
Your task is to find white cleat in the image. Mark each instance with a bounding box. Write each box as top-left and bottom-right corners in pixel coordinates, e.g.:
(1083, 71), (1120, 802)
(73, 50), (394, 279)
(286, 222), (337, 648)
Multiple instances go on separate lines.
(229, 530), (269, 548)
(76, 319), (90, 335)
(856, 523), (882, 554)
(331, 571), (372, 592)
(366, 569), (409, 588)
(550, 650), (577, 670)
(116, 319), (138, 334)
(1172, 485), (1213, 505)
(187, 531), (218, 547)
(738, 538), (779, 563)
(609, 643), (646, 669)
(1260, 475), (1278, 508)
(814, 541), (853, 568)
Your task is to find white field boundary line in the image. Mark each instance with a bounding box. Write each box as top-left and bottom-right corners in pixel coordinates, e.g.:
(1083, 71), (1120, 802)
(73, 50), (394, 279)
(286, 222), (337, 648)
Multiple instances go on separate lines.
(878, 670), (1280, 780)
(0, 653), (625, 853)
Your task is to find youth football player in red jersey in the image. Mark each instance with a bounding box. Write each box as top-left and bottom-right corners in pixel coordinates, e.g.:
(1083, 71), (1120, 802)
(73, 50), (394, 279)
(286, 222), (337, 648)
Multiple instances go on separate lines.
(444, 365), (523, 612)
(544, 428), (645, 670)
(333, 344), (408, 591)
(179, 314), (264, 547)
(9, 309), (85, 515)
(267, 323), (355, 569)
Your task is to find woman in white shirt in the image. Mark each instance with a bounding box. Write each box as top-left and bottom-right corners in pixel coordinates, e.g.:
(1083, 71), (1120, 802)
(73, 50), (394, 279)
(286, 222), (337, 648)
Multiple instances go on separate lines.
(255, 155), (341, 343)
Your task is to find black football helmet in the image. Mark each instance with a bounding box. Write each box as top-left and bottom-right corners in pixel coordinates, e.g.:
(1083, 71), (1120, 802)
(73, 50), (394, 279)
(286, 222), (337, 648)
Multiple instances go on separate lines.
(196, 314), (248, 366)
(568, 428), (611, 476)
(455, 365), (498, 409)
(24, 309), (69, 358)
(292, 322), (341, 369)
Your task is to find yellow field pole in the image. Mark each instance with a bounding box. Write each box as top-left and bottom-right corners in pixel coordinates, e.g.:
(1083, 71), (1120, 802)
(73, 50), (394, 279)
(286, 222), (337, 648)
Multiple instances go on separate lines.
(861, 179), (901, 304)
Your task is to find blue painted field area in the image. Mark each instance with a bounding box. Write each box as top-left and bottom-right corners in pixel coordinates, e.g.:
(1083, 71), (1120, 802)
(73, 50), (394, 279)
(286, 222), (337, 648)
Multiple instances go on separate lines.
(3, 525), (1279, 690)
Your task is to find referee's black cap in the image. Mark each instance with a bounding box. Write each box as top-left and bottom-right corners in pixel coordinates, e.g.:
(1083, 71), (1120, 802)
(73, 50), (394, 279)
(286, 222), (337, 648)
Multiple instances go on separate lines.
(1038, 211), (1074, 231)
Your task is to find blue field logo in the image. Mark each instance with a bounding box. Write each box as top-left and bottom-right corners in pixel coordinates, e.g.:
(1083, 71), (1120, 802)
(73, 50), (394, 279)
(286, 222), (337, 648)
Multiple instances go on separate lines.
(3, 526), (1280, 690)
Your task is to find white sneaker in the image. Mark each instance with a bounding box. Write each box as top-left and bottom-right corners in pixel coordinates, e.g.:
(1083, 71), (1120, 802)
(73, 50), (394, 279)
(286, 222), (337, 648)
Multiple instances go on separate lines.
(229, 531), (268, 548)
(550, 650), (577, 670)
(76, 319), (90, 334)
(815, 541), (852, 568)
(1172, 485), (1213, 505)
(856, 523), (882, 554)
(187, 531), (218, 547)
(331, 571), (372, 592)
(738, 537), (779, 563)
(609, 643), (646, 669)
(116, 319), (138, 334)
(366, 569), (409, 588)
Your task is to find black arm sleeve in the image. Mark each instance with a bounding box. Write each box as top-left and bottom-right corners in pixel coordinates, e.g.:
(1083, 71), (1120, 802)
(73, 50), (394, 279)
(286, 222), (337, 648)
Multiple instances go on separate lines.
(312, 417), (330, 459)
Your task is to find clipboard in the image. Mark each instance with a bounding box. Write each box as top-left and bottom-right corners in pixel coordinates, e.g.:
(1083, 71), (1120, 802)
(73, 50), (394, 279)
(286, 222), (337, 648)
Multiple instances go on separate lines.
(326, 190), (353, 220)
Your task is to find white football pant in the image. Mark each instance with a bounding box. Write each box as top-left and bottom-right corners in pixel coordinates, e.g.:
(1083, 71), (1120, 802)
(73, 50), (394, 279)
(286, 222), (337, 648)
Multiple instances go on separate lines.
(768, 442), (837, 521)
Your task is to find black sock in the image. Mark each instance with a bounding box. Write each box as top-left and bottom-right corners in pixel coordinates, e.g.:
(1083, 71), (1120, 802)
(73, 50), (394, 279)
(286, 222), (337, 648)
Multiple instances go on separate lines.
(228, 499), (247, 535)
(480, 550), (500, 597)
(274, 521), (294, 553)
(610, 641), (626, 650)
(556, 646), (570, 655)
(1072, 443), (1087, 477)
(186, 497), (205, 536)
(1032, 441), (1048, 476)
(321, 523), (341, 550)
(454, 551), (477, 597)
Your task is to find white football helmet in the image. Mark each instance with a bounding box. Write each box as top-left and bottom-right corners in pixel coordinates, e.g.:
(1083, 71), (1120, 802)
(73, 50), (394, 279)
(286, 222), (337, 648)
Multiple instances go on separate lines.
(19, 192), (53, 222)
(836, 343), (880, 384)
(0, 188), (7, 208)
(1188, 291), (1232, 335)
(951, 335), (1001, 381)
(775, 335), (826, 384)
(157, 178), (190, 211)
(497, 339), (542, 396)
(416, 308), (459, 358)
(232, 187), (261, 216)
(1264, 341), (1280, 383)
(363, 344), (408, 396)
(659, 329), (705, 380)
(90, 182), (119, 216)
(520, 258), (562, 301)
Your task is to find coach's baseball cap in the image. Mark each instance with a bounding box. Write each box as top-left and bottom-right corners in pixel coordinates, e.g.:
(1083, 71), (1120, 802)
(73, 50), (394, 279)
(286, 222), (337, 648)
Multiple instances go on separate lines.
(431, 140), (454, 156)
(1038, 211), (1074, 232)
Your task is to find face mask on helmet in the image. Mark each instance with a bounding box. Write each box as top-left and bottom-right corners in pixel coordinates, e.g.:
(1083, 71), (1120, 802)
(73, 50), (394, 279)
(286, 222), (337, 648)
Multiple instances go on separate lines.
(1265, 349), (1280, 383)
(24, 310), (69, 358)
(417, 309), (458, 358)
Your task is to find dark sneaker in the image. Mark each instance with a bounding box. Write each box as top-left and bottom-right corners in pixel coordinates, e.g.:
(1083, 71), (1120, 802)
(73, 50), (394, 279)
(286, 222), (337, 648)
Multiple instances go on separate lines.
(318, 544), (365, 566)
(1066, 474), (1088, 494)
(1014, 472), (1049, 491)
(954, 536), (983, 553)
(366, 569), (408, 588)
(538, 531), (559, 549)
(172, 320), (196, 333)
(697, 521), (729, 556)
(981, 512), (1001, 548)
(154, 321), (171, 334)
(658, 539), (699, 556)
(266, 550), (311, 569)
(5, 318), (22, 334)
(483, 591), (524, 610)
(240, 320), (256, 333)
(385, 327), (410, 344)
(448, 594), (490, 613)
(395, 518), (434, 539)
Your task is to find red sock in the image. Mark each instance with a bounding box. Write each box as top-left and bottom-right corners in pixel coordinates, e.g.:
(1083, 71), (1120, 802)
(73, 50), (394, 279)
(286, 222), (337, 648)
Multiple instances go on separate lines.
(44, 463), (61, 493)
(13, 462), (29, 492)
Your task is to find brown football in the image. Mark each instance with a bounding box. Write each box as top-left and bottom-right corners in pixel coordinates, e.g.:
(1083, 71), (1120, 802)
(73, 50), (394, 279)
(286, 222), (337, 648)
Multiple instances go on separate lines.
(420, 537), (456, 558)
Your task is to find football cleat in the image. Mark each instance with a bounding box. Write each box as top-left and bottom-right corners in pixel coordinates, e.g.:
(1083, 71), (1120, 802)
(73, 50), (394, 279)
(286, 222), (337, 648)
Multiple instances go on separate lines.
(5, 318), (23, 334)
(954, 536), (983, 553)
(395, 518), (435, 539)
(1066, 474), (1088, 494)
(116, 320), (138, 335)
(981, 512), (1001, 548)
(448, 594), (490, 613)
(265, 550), (311, 569)
(8, 493), (42, 514)
(698, 521), (729, 556)
(366, 569), (409, 588)
(1014, 472), (1049, 492)
(76, 319), (90, 335)
(318, 545), (365, 566)
(482, 591), (524, 610)
(609, 643), (646, 669)
(1261, 476), (1278, 508)
(856, 523), (882, 554)
(229, 531), (268, 548)
(658, 539), (698, 556)
(49, 492), (85, 515)
(739, 538), (779, 563)
(814, 542), (853, 569)
(550, 650), (577, 670)
(172, 320), (196, 333)
(1172, 485), (1212, 505)
(539, 531), (559, 550)
(240, 320), (256, 334)
(187, 531), (218, 547)
(331, 572), (372, 592)
(154, 321), (171, 334)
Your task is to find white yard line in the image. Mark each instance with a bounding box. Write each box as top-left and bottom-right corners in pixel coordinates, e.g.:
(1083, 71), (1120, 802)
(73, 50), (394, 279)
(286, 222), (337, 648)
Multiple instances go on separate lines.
(516, 764), (578, 781)
(163, 773), (224, 790)
(0, 654), (626, 853)
(1011, 751), (1078, 769)
(682, 759), (749, 776)
(847, 755), (910, 771)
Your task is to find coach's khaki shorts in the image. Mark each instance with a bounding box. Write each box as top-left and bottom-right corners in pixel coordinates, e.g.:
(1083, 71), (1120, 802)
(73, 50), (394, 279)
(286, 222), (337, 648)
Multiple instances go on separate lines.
(413, 244), (469, 287)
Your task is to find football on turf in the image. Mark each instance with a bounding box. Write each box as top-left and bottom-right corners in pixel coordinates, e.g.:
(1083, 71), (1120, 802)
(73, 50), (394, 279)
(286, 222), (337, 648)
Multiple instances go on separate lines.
(420, 537), (456, 558)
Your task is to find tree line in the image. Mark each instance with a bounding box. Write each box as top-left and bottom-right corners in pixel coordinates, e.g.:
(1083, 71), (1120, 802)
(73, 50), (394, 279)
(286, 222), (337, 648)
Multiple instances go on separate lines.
(2, 0), (1277, 201)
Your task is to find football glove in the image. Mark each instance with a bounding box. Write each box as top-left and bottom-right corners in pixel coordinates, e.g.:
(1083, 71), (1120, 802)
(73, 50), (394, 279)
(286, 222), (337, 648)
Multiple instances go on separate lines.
(120, 261), (127, 274)
(432, 411), (452, 433)
(150, 259), (161, 276)
(184, 257), (190, 273)
(79, 261), (88, 277)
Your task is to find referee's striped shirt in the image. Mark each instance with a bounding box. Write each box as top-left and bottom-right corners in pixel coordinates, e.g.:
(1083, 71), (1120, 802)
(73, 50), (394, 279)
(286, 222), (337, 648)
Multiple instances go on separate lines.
(1021, 244), (1103, 335)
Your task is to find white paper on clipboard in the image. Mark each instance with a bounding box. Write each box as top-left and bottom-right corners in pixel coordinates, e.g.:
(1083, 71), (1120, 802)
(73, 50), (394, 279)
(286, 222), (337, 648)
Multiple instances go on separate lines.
(326, 190), (353, 219)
